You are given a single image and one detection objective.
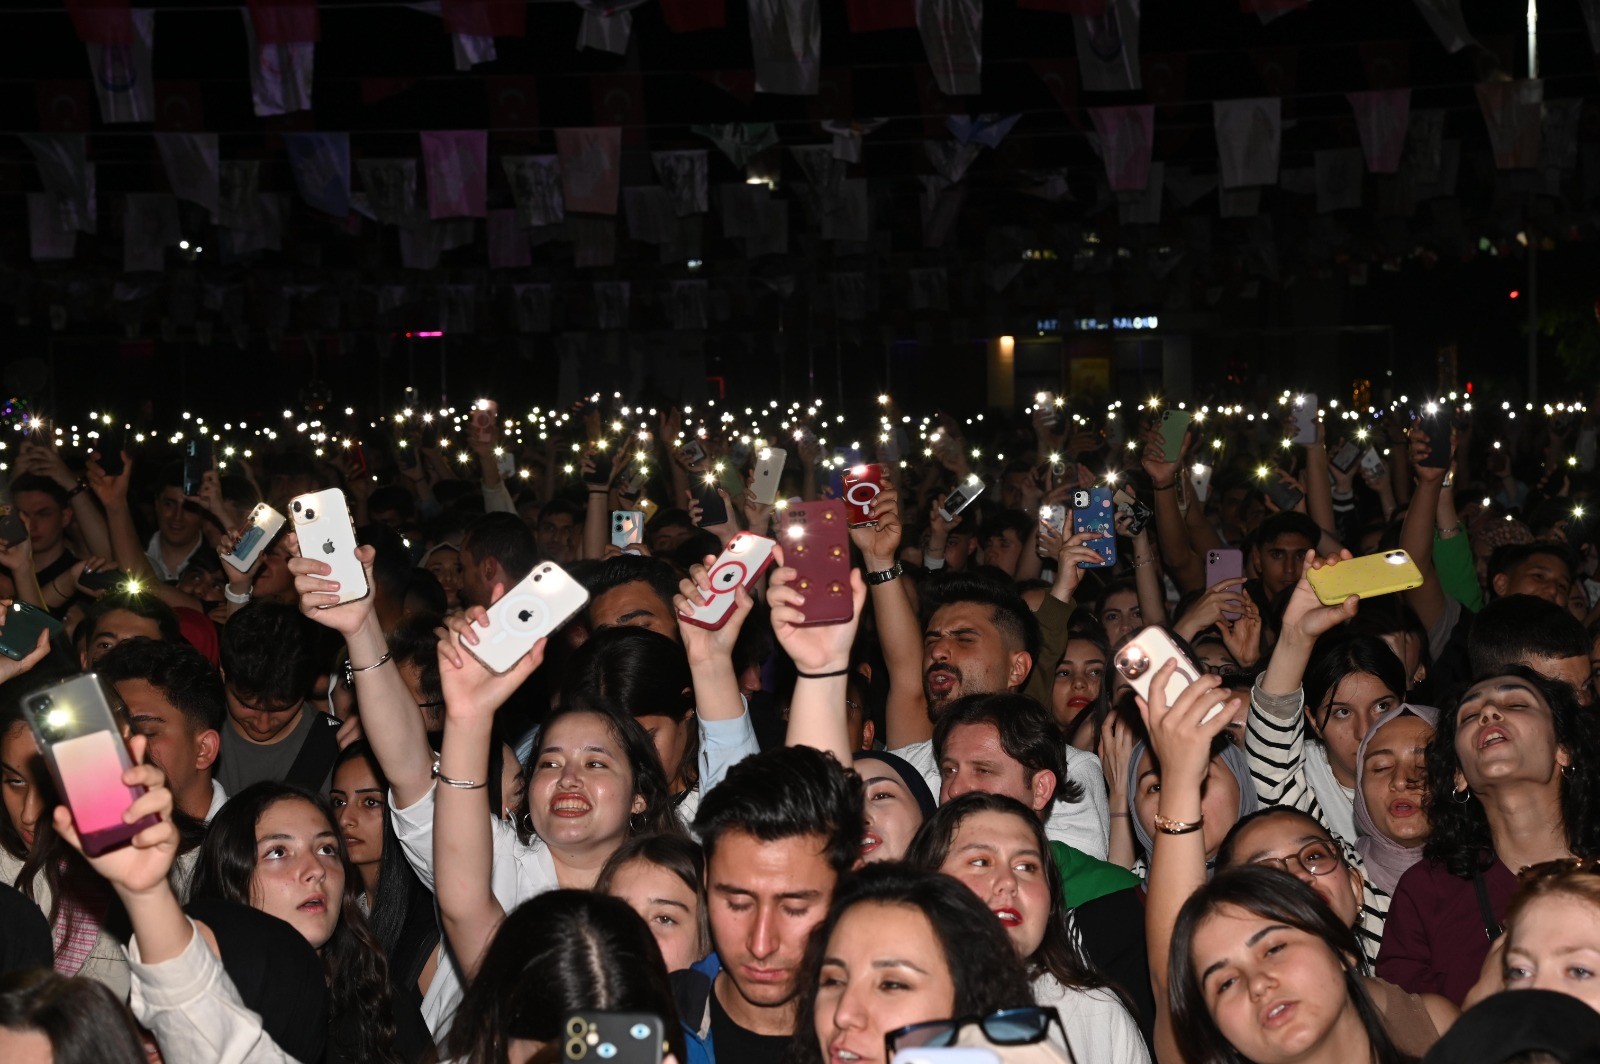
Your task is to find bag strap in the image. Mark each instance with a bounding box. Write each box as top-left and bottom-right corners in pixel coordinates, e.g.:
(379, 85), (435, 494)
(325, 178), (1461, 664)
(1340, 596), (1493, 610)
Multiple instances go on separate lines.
(1473, 869), (1503, 942)
(284, 711), (341, 791)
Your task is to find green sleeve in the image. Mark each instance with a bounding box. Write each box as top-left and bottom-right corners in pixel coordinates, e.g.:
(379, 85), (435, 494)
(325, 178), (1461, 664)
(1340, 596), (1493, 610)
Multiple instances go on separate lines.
(1434, 526), (1485, 614)
(1022, 595), (1075, 707)
(1051, 840), (1143, 910)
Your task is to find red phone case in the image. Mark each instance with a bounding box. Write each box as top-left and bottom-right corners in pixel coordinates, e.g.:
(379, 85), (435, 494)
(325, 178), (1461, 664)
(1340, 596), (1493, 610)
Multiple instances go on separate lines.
(840, 464), (885, 527)
(781, 500), (854, 626)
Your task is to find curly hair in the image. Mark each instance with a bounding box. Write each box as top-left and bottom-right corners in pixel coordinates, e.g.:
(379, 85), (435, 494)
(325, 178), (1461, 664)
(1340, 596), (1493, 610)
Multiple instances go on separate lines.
(1422, 666), (1600, 879)
(188, 782), (404, 1064)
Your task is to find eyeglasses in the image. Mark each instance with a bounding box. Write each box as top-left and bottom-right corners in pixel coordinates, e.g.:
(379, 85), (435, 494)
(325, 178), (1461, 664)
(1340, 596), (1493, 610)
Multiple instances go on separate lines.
(1252, 840), (1343, 878)
(1519, 856), (1600, 882)
(885, 1007), (1064, 1056)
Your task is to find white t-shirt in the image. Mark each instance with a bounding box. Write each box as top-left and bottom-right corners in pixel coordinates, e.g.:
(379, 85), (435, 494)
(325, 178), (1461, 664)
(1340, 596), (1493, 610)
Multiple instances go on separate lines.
(1033, 973), (1150, 1064)
(890, 740), (1111, 860)
(390, 783), (560, 1042)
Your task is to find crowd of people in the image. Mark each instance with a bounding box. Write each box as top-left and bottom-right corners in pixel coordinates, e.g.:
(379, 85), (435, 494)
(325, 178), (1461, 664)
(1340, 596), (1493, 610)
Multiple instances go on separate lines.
(2, 382), (1600, 1064)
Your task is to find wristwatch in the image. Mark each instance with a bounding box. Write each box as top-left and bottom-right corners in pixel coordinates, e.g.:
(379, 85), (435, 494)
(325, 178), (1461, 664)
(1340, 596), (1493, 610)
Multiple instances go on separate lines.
(866, 561), (904, 586)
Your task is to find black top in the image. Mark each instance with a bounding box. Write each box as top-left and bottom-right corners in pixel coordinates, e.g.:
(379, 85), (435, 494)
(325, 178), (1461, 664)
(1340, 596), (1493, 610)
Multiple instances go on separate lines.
(709, 983), (792, 1064)
(0, 881), (52, 976)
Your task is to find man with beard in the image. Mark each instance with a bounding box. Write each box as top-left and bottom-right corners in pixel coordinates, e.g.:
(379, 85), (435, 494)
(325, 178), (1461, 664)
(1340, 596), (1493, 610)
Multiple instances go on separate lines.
(851, 479), (1110, 858)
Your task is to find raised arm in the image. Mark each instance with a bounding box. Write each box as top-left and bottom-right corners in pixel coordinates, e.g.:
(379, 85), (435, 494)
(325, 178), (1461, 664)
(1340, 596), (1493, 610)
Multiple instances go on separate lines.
(852, 481), (930, 748)
(432, 615), (544, 980)
(16, 441), (113, 561)
(675, 559), (757, 723)
(1399, 427), (1449, 635)
(773, 549), (867, 765)
(289, 540), (433, 806)
(85, 452), (163, 588)
(1142, 426), (1205, 593)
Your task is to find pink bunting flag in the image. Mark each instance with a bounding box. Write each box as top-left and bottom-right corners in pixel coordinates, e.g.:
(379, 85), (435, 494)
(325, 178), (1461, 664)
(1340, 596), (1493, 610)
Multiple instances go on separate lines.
(1476, 80), (1542, 170)
(1213, 97), (1281, 189)
(1346, 89), (1410, 173)
(556, 128), (623, 215)
(1088, 105), (1154, 191)
(1072, 0), (1139, 92)
(421, 130), (488, 219)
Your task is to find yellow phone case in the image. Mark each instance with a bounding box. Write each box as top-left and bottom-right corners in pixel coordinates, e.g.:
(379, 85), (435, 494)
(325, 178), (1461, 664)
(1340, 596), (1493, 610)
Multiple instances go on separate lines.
(1306, 550), (1423, 605)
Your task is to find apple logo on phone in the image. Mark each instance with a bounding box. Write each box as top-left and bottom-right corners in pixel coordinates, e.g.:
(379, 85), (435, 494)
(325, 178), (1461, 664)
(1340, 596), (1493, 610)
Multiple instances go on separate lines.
(322, 539), (336, 555)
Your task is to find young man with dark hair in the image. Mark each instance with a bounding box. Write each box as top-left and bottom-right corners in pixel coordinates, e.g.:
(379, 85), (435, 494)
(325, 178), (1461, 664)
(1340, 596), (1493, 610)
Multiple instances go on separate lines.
(97, 638), (227, 822)
(216, 601), (340, 793)
(679, 745), (863, 1061)
(646, 508), (697, 556)
(535, 498), (582, 565)
(1467, 594), (1593, 704)
(7, 473), (78, 595)
(81, 590), (182, 667)
(459, 511), (538, 609)
(581, 553), (682, 642)
(147, 462), (208, 583)
(1485, 542), (1576, 607)
(1250, 511), (1320, 602)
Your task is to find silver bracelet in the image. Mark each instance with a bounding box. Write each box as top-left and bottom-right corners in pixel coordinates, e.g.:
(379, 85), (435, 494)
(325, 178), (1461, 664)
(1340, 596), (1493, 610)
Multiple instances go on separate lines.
(349, 650), (392, 673)
(432, 759), (486, 790)
(223, 585), (252, 604)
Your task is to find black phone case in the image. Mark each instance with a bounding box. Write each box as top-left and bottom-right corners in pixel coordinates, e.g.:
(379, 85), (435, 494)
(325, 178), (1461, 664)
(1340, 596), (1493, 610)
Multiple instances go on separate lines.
(1418, 415), (1451, 470)
(183, 439), (213, 496)
(0, 603), (64, 661)
(691, 480), (729, 526)
(98, 426), (127, 476)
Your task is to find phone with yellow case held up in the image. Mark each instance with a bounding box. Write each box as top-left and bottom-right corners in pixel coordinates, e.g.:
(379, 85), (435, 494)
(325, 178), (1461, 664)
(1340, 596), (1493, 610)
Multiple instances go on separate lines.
(289, 490), (368, 607)
(1305, 550), (1422, 606)
(467, 562), (590, 674)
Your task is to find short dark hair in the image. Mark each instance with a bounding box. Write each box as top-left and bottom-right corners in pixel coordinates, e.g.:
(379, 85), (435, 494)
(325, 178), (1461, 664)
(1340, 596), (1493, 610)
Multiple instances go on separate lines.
(537, 499), (582, 527)
(922, 571), (1040, 662)
(977, 508), (1033, 543)
(218, 601), (315, 707)
(366, 485), (415, 520)
(8, 474), (69, 509)
(85, 591), (181, 644)
(560, 626), (697, 783)
(96, 638), (225, 734)
(1256, 510), (1319, 548)
(388, 615), (443, 706)
(931, 693), (1083, 805)
(693, 745), (863, 878)
(1468, 594), (1589, 679)
(217, 474), (261, 513)
(580, 555), (680, 626)
(462, 511), (538, 584)
(784, 863), (1035, 1064)
(358, 523), (413, 602)
(645, 507), (695, 535)
(1488, 542), (1576, 590)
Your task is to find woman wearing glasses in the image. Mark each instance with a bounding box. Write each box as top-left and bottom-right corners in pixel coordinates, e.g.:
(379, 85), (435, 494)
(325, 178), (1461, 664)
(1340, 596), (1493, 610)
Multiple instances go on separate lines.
(1140, 666), (1454, 1060)
(786, 862), (1057, 1064)
(1379, 669), (1600, 1004)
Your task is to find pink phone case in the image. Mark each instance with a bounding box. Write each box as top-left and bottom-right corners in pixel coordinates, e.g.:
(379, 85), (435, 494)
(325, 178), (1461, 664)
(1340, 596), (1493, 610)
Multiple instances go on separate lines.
(780, 501), (854, 626)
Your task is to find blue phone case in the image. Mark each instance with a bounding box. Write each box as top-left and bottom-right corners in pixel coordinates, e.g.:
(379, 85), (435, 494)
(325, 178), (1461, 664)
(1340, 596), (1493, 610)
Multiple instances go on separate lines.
(1072, 488), (1117, 568)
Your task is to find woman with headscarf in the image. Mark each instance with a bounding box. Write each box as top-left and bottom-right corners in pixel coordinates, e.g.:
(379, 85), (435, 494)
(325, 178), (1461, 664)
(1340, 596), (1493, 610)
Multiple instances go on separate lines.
(1125, 729), (1259, 876)
(1353, 704), (1439, 896)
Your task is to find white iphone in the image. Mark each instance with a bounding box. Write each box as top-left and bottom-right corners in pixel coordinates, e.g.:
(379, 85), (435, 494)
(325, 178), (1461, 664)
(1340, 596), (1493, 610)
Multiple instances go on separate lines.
(289, 490), (368, 606)
(1112, 626), (1226, 724)
(1189, 462), (1213, 504)
(752, 447), (787, 506)
(467, 562), (590, 674)
(679, 532), (777, 631)
(222, 503), (286, 573)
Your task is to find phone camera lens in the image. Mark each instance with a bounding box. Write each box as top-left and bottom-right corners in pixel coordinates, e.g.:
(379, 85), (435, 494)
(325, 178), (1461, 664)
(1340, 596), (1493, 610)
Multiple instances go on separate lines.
(533, 573), (543, 581)
(304, 509), (316, 521)
(292, 501), (302, 512)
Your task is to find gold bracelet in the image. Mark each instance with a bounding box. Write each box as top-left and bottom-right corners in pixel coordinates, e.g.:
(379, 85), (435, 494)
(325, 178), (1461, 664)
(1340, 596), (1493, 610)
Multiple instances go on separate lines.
(1154, 812), (1204, 835)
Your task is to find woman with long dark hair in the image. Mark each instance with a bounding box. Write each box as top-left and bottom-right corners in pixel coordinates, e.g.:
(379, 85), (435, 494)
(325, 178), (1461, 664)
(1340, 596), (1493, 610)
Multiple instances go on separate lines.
(332, 741), (441, 1005)
(595, 833), (709, 974)
(191, 780), (428, 1063)
(1169, 866), (1412, 1064)
(785, 862), (1039, 1064)
(905, 794), (1149, 1064)
(1377, 668), (1600, 1004)
(442, 890), (683, 1064)
(1246, 553), (1407, 844)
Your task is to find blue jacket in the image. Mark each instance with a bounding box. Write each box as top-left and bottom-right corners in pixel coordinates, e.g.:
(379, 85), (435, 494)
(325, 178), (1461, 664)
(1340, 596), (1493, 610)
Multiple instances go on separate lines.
(671, 953), (723, 1064)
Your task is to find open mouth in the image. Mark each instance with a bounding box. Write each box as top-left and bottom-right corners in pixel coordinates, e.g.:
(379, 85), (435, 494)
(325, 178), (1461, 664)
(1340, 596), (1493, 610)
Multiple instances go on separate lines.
(1478, 726), (1509, 750)
(992, 906), (1023, 927)
(1065, 696), (1091, 711)
(1388, 800), (1418, 819)
(860, 832), (881, 855)
(926, 668), (958, 695)
(1261, 1000), (1297, 1029)
(550, 794), (592, 817)
(828, 1044), (865, 1064)
(298, 894), (327, 914)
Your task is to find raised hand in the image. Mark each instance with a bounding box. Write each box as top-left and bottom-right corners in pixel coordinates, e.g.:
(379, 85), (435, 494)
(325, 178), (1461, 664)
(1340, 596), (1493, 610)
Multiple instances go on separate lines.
(1281, 550), (1359, 646)
(0, 616), (51, 686)
(287, 536), (377, 636)
(1135, 664), (1239, 790)
(53, 736), (179, 898)
(86, 450), (134, 507)
(1218, 597), (1263, 669)
(767, 545), (866, 676)
(675, 554), (756, 665)
(436, 606), (545, 723)
(848, 480), (904, 568)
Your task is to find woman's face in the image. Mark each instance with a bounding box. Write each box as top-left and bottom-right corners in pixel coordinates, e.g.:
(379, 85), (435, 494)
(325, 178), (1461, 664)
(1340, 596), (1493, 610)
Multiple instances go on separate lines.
(1311, 672), (1398, 788)
(1223, 816), (1363, 929)
(812, 901), (957, 1064)
(1359, 715), (1432, 848)
(527, 713), (645, 862)
(605, 857), (702, 973)
(330, 757), (386, 869)
(857, 764), (925, 864)
(1453, 676), (1569, 794)
(1133, 751), (1242, 859)
(250, 797), (345, 951)
(0, 723), (44, 853)
(634, 710), (693, 792)
(1051, 639), (1106, 732)
(1504, 892), (1600, 1011)
(1190, 903), (1358, 1064)
(1099, 590), (1142, 647)
(938, 809), (1053, 959)
(425, 547), (463, 609)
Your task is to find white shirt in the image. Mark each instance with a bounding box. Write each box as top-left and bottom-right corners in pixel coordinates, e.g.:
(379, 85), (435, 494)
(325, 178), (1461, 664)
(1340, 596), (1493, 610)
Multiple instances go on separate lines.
(1033, 973), (1150, 1064)
(145, 530), (203, 583)
(679, 711), (761, 832)
(205, 779), (228, 823)
(390, 783), (560, 1042)
(890, 740), (1111, 860)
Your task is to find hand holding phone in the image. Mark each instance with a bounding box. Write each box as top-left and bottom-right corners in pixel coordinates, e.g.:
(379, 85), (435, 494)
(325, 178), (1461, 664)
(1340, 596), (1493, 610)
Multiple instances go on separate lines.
(1291, 394), (1319, 445)
(678, 532), (777, 631)
(841, 464), (885, 528)
(289, 490), (369, 607)
(182, 438), (214, 498)
(937, 476), (985, 522)
(1071, 488), (1116, 568)
(470, 399), (498, 447)
(1305, 549), (1422, 606)
(466, 562), (589, 674)
(1113, 627), (1229, 726)
(1205, 549), (1245, 621)
(779, 501), (854, 626)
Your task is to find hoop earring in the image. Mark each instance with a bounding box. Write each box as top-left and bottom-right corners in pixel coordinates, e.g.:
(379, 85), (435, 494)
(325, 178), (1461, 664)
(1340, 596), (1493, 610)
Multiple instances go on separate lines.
(628, 811), (647, 833)
(520, 812), (535, 835)
(1452, 786), (1472, 804)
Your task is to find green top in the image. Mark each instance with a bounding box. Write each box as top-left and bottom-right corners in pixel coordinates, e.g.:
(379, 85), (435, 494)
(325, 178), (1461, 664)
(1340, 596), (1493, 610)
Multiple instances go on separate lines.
(1434, 525), (1485, 614)
(1023, 594), (1076, 707)
(1051, 839), (1142, 910)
